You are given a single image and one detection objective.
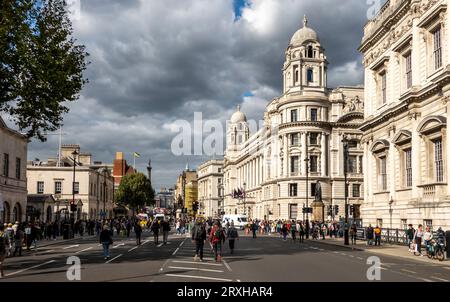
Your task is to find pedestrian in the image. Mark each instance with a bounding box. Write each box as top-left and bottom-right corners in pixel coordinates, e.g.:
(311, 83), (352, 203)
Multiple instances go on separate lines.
(134, 221), (142, 245)
(423, 226), (433, 255)
(350, 223), (357, 245)
(251, 221), (258, 239)
(366, 224), (374, 246)
(162, 218), (171, 245)
(290, 220), (297, 241)
(99, 225), (113, 260)
(191, 219), (206, 261)
(281, 223), (288, 241)
(374, 225), (381, 246)
(406, 224), (415, 252)
(151, 219), (160, 245)
(13, 227), (24, 257)
(299, 222), (305, 243)
(209, 221), (226, 263)
(46, 223), (52, 240)
(0, 224), (10, 278)
(226, 221), (239, 254)
(321, 224), (327, 240)
(413, 224), (424, 256)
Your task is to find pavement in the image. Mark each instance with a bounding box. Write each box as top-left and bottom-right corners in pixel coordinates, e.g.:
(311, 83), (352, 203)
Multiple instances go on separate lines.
(1, 230), (449, 282)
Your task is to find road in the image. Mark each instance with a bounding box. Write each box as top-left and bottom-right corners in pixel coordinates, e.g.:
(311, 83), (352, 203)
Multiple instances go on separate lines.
(1, 230), (449, 282)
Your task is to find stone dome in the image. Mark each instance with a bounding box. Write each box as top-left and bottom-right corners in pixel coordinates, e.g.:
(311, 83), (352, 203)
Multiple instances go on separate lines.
(230, 105), (247, 123)
(290, 15), (319, 46)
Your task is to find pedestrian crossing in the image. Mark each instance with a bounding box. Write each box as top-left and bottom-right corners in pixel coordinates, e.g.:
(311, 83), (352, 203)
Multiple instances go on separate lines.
(154, 238), (237, 282)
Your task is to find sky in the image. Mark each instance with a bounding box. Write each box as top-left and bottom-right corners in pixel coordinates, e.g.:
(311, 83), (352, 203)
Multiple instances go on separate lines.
(22, 0), (371, 190)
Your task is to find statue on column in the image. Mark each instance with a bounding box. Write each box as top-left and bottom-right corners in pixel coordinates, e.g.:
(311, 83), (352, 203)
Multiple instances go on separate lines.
(314, 180), (322, 202)
(312, 180), (324, 222)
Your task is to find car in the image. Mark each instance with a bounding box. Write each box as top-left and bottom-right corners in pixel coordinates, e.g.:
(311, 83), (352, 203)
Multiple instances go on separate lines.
(221, 215), (248, 229)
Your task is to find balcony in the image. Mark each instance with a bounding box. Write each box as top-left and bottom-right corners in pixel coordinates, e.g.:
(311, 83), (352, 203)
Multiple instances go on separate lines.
(418, 182), (447, 201)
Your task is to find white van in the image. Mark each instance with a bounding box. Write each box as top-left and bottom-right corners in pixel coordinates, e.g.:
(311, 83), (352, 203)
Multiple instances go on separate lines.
(222, 215), (248, 229)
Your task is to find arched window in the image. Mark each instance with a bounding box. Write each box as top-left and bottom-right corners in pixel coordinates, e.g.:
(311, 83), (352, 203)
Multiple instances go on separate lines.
(46, 206), (52, 222)
(307, 69), (314, 83)
(2, 201), (11, 223)
(370, 139), (390, 192)
(307, 46), (314, 58)
(13, 203), (22, 223)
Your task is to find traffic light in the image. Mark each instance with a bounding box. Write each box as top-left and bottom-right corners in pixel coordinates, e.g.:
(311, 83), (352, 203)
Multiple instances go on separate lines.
(70, 200), (77, 212)
(334, 205), (339, 215)
(327, 205), (333, 216)
(192, 201), (199, 213)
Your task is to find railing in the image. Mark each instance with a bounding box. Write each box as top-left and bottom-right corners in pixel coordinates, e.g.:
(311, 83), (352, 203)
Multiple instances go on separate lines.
(423, 184), (436, 197)
(356, 227), (441, 246)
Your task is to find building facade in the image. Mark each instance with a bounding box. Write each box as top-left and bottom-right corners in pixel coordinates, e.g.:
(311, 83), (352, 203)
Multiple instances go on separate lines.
(197, 159), (224, 218)
(155, 188), (175, 209)
(175, 166), (198, 213)
(112, 151), (136, 190)
(223, 17), (365, 221)
(27, 144), (115, 220)
(359, 0), (450, 229)
(0, 117), (28, 223)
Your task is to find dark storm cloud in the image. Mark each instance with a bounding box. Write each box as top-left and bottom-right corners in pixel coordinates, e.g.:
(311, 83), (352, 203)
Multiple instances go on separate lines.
(27, 0), (371, 189)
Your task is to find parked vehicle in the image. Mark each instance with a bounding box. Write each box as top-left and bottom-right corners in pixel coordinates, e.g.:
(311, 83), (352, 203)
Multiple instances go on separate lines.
(221, 215), (248, 230)
(426, 240), (445, 261)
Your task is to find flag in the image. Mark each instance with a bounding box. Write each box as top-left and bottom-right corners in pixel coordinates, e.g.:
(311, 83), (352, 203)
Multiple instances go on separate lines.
(133, 152), (141, 158)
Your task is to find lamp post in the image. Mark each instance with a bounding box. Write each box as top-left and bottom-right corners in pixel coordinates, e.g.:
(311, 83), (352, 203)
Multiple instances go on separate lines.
(342, 136), (350, 246)
(71, 150), (78, 223)
(389, 197), (394, 230)
(243, 182), (246, 216)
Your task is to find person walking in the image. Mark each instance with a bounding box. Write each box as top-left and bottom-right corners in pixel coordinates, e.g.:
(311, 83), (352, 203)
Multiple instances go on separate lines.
(374, 225), (382, 246)
(281, 223), (288, 241)
(350, 223), (357, 245)
(134, 221), (142, 245)
(151, 219), (160, 245)
(290, 220), (297, 242)
(209, 221), (226, 263)
(299, 222), (305, 243)
(251, 220), (257, 239)
(162, 218), (171, 245)
(366, 224), (374, 246)
(406, 224), (415, 252)
(414, 224), (424, 256)
(99, 225), (113, 260)
(0, 224), (10, 278)
(226, 221), (239, 254)
(191, 219), (206, 261)
(13, 227), (24, 257)
(423, 226), (433, 255)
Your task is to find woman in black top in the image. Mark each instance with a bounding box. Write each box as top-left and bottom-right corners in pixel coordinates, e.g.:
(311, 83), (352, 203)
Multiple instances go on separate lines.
(100, 226), (113, 260)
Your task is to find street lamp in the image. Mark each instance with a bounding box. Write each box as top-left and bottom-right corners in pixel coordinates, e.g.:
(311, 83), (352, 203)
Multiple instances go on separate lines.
(71, 149), (78, 223)
(389, 197), (394, 230)
(342, 136), (350, 246)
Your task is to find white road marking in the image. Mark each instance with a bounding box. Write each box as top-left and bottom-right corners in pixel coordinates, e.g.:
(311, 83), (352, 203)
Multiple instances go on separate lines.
(165, 274), (233, 282)
(180, 241), (185, 247)
(113, 243), (125, 249)
(357, 257), (363, 260)
(349, 255), (355, 258)
(168, 266), (224, 273)
(128, 246), (139, 252)
(75, 247), (93, 254)
(418, 277), (433, 282)
(340, 253), (347, 256)
(172, 260), (222, 267)
(39, 249), (55, 254)
(431, 276), (449, 282)
(5, 260), (56, 277)
(105, 254), (122, 264)
(223, 259), (232, 272)
(236, 279), (241, 282)
(401, 269), (417, 274)
(63, 244), (80, 250)
(157, 243), (164, 248)
(172, 248), (180, 256)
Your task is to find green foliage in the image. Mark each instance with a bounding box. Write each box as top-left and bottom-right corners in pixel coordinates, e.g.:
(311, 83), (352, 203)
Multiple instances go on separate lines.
(0, 0), (89, 140)
(115, 173), (155, 210)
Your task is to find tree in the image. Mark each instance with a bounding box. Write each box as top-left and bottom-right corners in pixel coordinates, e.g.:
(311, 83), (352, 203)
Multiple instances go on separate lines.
(0, 0), (89, 140)
(115, 173), (154, 213)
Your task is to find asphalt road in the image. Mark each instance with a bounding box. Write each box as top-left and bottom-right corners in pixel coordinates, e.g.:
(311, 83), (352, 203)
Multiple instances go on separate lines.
(1, 231), (449, 282)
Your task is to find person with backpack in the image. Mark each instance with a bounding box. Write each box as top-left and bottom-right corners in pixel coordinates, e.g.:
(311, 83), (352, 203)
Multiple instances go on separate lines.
(161, 218), (171, 245)
(0, 224), (10, 278)
(209, 221), (226, 263)
(99, 225), (113, 260)
(374, 225), (382, 246)
(226, 221), (239, 254)
(191, 219), (207, 261)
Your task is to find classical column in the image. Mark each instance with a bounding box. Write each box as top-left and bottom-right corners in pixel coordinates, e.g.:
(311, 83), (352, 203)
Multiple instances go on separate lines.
(301, 132), (307, 175)
(321, 132), (327, 177)
(284, 134), (289, 177)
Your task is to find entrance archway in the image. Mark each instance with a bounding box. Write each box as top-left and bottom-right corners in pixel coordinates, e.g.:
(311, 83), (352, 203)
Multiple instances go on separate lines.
(13, 203), (22, 222)
(2, 201), (11, 223)
(46, 206), (53, 222)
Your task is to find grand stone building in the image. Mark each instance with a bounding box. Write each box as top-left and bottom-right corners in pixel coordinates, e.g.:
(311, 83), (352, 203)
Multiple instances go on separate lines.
(360, 0), (450, 230)
(197, 159), (224, 218)
(223, 17), (365, 221)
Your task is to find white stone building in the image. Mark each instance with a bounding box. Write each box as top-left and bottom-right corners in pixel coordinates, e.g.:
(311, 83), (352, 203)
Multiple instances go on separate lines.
(197, 160), (224, 218)
(0, 117), (28, 223)
(27, 144), (115, 221)
(360, 0), (450, 230)
(222, 17), (365, 221)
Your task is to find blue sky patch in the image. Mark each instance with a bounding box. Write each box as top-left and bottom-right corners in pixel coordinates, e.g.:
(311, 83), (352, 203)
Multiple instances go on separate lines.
(233, 0), (250, 20)
(243, 91), (254, 97)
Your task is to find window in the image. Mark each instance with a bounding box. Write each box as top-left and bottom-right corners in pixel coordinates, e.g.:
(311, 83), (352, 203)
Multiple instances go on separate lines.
(348, 140), (358, 148)
(405, 52), (412, 89)
(294, 65), (299, 83)
(3, 153), (9, 177)
(401, 219), (408, 230)
(55, 181), (62, 194)
(379, 157), (387, 191)
(348, 156), (357, 173)
(218, 168), (222, 173)
(359, 155), (363, 174)
(291, 109), (298, 122)
(307, 46), (313, 58)
(15, 158), (21, 180)
(307, 69), (313, 83)
(310, 183), (316, 197)
(309, 133), (318, 145)
(289, 204), (298, 220)
(433, 27), (442, 70)
(310, 109), (318, 122)
(424, 219), (433, 230)
(352, 184), (361, 198)
(290, 156), (299, 175)
(37, 181), (44, 194)
(289, 184), (298, 197)
(290, 133), (299, 146)
(434, 139), (443, 182)
(405, 149), (412, 187)
(381, 72), (387, 104)
(310, 155), (318, 173)
(73, 182), (80, 194)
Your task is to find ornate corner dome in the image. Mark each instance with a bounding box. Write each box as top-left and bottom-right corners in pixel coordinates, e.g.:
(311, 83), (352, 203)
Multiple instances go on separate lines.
(290, 15), (319, 46)
(230, 105), (247, 123)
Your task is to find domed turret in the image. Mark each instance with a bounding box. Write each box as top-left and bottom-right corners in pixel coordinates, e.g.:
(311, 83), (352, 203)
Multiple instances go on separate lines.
(230, 105), (247, 123)
(290, 15), (319, 46)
